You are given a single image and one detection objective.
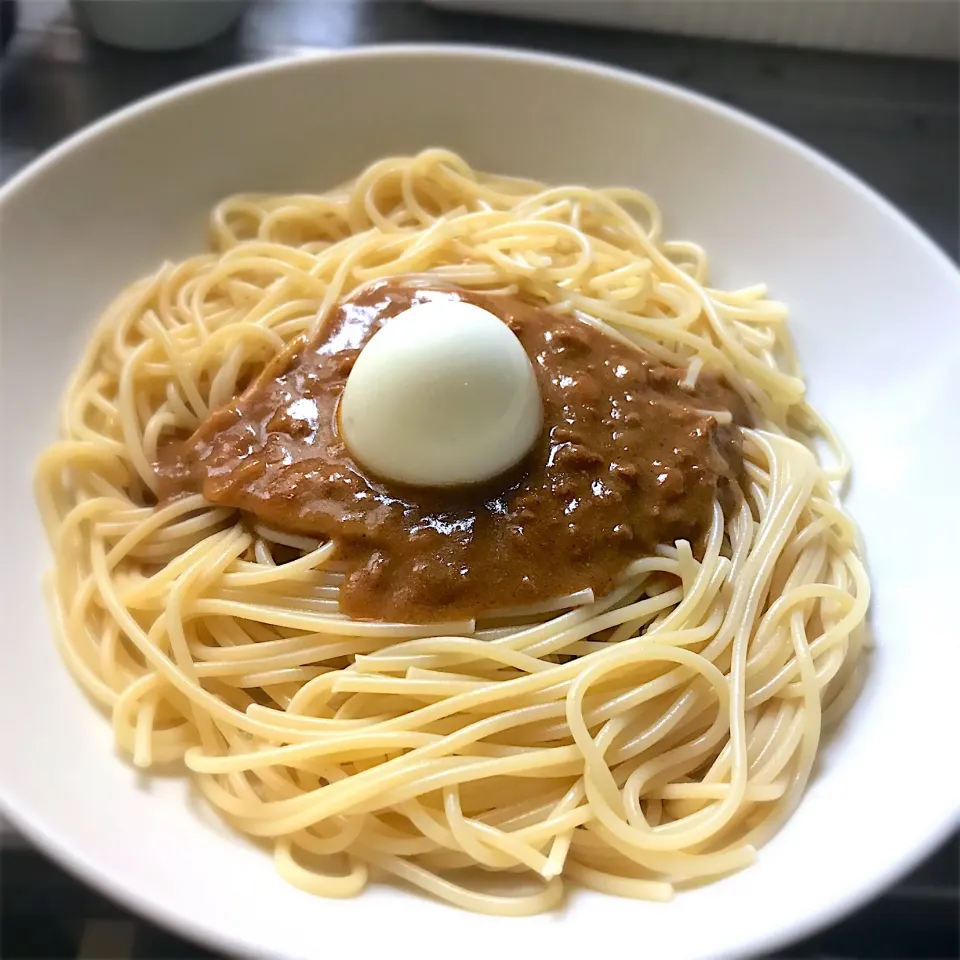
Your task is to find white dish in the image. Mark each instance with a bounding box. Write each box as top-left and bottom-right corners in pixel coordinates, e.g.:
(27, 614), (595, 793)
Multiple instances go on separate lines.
(0, 45), (958, 960)
(424, 0), (960, 59)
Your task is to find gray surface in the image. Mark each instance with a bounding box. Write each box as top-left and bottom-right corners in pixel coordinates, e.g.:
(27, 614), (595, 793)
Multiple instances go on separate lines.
(1, 2), (958, 958)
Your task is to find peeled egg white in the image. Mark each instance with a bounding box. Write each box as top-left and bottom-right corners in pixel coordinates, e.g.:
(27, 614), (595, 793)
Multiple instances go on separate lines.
(339, 299), (543, 487)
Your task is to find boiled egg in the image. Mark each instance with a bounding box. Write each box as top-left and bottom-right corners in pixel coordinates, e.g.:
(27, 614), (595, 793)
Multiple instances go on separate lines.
(339, 299), (543, 487)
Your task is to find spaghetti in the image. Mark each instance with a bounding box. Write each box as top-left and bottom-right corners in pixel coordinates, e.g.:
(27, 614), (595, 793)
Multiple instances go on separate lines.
(36, 149), (869, 914)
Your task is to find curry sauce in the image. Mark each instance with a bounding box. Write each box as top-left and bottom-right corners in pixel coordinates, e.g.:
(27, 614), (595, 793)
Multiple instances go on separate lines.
(157, 281), (748, 622)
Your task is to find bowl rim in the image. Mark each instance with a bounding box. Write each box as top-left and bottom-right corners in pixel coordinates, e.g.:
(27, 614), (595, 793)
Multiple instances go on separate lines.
(1, 42), (958, 960)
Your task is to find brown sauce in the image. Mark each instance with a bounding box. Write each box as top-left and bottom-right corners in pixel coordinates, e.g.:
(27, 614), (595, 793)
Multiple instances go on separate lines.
(157, 281), (749, 622)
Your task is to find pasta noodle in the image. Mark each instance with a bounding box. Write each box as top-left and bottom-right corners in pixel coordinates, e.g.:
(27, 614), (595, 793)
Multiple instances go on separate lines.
(35, 149), (869, 914)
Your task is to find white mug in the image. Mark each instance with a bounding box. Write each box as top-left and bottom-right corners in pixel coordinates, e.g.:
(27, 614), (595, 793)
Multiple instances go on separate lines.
(72, 0), (248, 52)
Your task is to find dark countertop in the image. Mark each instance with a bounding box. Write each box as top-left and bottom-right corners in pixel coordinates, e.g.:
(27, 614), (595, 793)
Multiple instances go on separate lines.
(1, 2), (958, 958)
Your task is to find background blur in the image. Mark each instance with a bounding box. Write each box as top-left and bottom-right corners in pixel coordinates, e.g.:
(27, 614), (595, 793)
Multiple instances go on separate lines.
(1, 2), (958, 958)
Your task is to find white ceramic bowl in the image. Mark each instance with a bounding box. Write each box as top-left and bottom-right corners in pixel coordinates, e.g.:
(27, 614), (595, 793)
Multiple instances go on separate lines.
(1, 46), (958, 960)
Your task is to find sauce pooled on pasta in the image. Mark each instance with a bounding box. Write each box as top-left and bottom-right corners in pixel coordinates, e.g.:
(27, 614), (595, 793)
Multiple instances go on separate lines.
(157, 281), (748, 622)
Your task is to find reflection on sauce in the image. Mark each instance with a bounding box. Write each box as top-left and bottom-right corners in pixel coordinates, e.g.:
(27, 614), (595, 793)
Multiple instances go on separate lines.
(157, 281), (748, 622)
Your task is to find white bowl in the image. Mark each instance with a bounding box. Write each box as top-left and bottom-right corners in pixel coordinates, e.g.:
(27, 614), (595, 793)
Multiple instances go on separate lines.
(1, 46), (958, 960)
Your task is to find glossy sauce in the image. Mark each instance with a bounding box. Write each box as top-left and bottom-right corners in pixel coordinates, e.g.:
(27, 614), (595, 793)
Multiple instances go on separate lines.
(158, 281), (748, 622)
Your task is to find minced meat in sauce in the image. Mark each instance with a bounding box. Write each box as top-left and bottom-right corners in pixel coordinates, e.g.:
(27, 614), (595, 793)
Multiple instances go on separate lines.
(157, 281), (749, 622)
